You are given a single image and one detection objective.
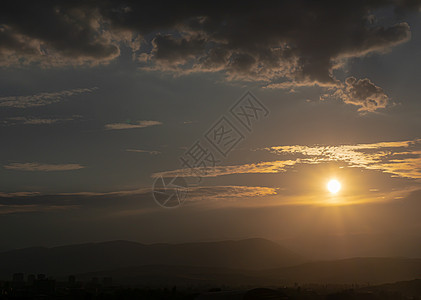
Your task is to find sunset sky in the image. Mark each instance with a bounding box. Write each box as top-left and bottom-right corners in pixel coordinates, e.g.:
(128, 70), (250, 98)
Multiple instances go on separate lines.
(0, 0), (420, 258)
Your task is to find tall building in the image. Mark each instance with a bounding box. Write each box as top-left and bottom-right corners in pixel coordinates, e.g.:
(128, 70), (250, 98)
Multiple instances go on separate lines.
(68, 275), (76, 287)
(27, 274), (36, 286)
(12, 273), (24, 283)
(12, 273), (25, 289)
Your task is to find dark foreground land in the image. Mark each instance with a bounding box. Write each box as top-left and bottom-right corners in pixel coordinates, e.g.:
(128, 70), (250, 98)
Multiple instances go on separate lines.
(1, 240), (420, 299)
(1, 279), (420, 299)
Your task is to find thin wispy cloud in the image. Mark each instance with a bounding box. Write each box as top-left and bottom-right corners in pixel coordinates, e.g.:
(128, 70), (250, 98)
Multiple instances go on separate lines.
(126, 149), (160, 155)
(55, 185), (275, 200)
(0, 187), (154, 215)
(105, 120), (162, 130)
(152, 160), (298, 178)
(4, 163), (85, 172)
(0, 185), (275, 215)
(185, 185), (277, 201)
(0, 204), (76, 215)
(151, 185), (278, 209)
(0, 87), (98, 108)
(0, 192), (40, 197)
(3, 116), (81, 126)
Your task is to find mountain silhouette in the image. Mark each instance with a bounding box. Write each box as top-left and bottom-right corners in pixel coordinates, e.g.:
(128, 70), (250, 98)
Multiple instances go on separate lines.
(73, 258), (421, 286)
(2, 239), (419, 286)
(0, 238), (303, 277)
(359, 279), (421, 298)
(267, 257), (421, 284)
(73, 257), (421, 286)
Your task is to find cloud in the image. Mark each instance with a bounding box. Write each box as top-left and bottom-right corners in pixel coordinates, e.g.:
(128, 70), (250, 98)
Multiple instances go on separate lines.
(134, 2), (411, 87)
(154, 139), (421, 180)
(0, 187), (154, 215)
(4, 163), (85, 171)
(126, 149), (160, 155)
(266, 139), (421, 179)
(321, 77), (390, 112)
(0, 4), (121, 67)
(152, 160), (298, 178)
(0, 185), (275, 215)
(0, 204), (76, 215)
(0, 87), (97, 108)
(182, 121), (197, 125)
(0, 1), (416, 88)
(2, 115), (81, 126)
(105, 120), (162, 130)
(0, 191), (40, 197)
(149, 34), (207, 66)
(184, 185), (277, 202)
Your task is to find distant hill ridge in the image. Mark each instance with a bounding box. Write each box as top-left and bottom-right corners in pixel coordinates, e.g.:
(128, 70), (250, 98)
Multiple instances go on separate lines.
(74, 257), (421, 286)
(0, 238), (303, 277)
(1, 239), (420, 286)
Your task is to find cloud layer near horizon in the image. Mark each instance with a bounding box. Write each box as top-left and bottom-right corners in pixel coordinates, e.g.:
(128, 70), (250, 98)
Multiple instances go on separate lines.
(0, 185), (276, 215)
(154, 139), (421, 180)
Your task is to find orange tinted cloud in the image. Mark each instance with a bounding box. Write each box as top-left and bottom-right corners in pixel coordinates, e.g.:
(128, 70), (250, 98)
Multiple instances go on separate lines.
(267, 139), (421, 179)
(152, 160), (298, 178)
(153, 139), (421, 180)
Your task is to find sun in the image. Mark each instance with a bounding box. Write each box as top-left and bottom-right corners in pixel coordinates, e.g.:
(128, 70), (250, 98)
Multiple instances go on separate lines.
(327, 179), (341, 194)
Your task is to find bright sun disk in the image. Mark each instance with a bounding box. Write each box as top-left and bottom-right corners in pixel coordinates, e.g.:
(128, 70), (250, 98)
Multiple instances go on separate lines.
(327, 179), (341, 194)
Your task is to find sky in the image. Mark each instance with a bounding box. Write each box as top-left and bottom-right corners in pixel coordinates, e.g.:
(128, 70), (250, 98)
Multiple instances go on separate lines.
(0, 0), (421, 258)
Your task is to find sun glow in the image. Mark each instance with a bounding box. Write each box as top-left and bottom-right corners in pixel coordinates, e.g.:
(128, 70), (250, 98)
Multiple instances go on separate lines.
(327, 179), (341, 194)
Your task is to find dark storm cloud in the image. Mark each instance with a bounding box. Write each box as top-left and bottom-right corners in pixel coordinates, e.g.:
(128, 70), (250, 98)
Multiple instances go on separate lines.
(149, 34), (207, 65)
(0, 1), (121, 66)
(0, 0), (419, 108)
(112, 0), (414, 86)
